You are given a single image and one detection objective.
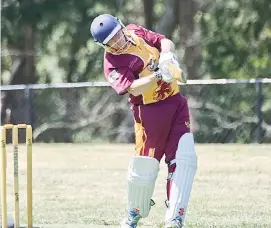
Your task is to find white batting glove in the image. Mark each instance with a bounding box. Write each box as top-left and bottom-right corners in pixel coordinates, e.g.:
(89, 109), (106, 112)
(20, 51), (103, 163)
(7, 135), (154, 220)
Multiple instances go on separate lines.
(159, 51), (180, 68)
(158, 52), (187, 84)
(155, 68), (173, 83)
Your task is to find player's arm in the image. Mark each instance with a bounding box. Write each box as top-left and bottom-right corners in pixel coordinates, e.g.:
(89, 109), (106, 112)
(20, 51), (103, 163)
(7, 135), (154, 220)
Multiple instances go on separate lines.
(159, 39), (186, 83)
(127, 73), (158, 97)
(135, 24), (175, 53)
(137, 25), (186, 83)
(105, 66), (163, 97)
(160, 38), (175, 53)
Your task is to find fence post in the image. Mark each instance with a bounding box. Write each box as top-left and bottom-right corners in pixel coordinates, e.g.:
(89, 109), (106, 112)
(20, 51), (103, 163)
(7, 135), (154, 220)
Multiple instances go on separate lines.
(256, 81), (263, 143)
(24, 86), (34, 127)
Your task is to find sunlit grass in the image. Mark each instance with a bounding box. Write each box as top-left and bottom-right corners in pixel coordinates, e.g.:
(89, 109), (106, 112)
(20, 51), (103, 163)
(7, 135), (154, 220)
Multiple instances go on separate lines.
(1, 144), (271, 227)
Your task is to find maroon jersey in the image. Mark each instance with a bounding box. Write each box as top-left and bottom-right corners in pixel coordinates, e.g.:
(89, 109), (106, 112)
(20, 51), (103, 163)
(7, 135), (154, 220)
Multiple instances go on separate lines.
(104, 24), (179, 105)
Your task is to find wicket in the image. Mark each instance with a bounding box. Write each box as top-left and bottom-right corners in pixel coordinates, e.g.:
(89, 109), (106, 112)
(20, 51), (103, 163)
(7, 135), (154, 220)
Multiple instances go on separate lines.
(1, 124), (33, 228)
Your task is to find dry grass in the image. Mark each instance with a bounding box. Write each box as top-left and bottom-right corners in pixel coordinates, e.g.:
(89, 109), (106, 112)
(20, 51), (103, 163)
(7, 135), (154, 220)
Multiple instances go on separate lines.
(1, 144), (271, 228)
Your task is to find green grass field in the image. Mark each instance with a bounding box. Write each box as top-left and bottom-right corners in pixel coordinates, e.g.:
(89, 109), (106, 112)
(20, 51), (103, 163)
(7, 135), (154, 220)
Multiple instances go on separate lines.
(1, 144), (271, 228)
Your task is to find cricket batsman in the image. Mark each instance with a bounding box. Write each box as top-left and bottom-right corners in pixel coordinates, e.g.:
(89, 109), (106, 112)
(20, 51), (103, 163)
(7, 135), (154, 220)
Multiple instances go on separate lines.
(90, 14), (198, 228)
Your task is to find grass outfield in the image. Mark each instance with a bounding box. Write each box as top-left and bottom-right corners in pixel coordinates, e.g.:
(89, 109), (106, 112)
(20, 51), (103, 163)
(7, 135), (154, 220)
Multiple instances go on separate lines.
(1, 144), (271, 228)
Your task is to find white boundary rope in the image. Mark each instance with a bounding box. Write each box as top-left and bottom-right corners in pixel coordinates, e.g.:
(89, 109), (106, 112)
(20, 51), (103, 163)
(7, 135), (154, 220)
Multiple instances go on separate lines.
(0, 78), (271, 91)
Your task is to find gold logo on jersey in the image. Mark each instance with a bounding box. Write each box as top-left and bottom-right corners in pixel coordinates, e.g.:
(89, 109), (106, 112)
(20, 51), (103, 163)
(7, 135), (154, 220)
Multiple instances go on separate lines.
(153, 81), (173, 101)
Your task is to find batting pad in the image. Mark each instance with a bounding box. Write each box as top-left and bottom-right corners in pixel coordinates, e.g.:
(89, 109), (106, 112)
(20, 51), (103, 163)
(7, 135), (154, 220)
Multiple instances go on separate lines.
(127, 156), (160, 218)
(165, 133), (198, 223)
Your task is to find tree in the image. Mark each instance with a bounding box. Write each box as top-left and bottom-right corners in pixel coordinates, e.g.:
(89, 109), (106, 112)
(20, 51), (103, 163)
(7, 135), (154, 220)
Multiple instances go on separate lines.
(1, 0), (127, 142)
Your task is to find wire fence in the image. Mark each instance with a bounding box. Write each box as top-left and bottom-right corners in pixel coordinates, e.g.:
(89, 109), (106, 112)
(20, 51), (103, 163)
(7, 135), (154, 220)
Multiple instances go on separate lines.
(1, 79), (271, 144)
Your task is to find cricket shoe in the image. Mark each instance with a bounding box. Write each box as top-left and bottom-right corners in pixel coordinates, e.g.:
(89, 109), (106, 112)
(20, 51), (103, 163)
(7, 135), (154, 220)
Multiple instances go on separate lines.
(120, 208), (142, 228)
(120, 199), (155, 228)
(165, 216), (183, 228)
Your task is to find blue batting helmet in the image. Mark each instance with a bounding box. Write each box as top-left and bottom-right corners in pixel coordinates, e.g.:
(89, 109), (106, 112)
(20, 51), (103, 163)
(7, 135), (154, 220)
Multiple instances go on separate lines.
(90, 14), (122, 45)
